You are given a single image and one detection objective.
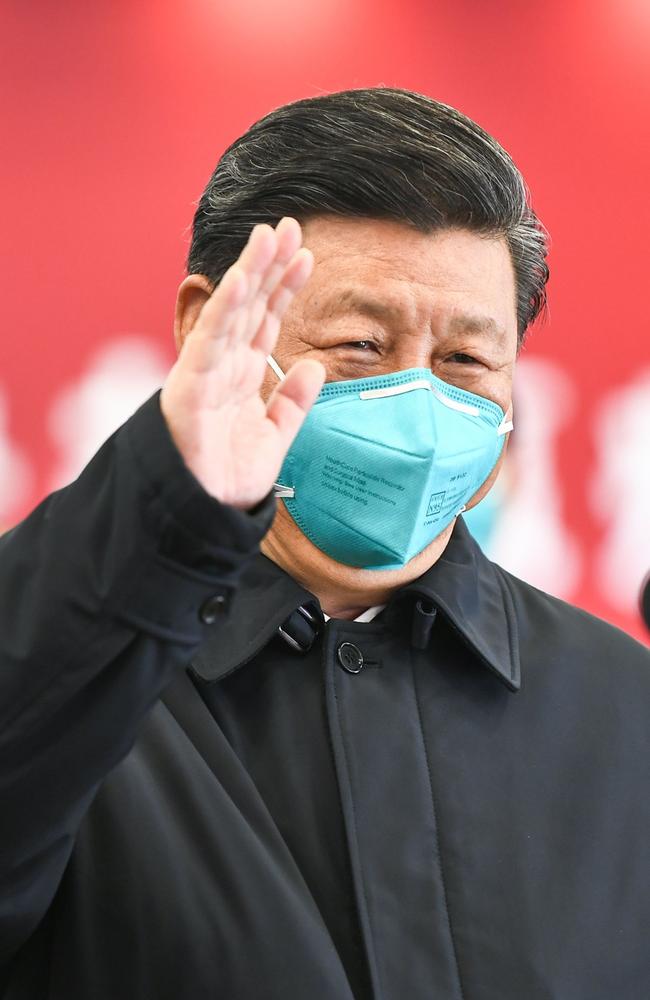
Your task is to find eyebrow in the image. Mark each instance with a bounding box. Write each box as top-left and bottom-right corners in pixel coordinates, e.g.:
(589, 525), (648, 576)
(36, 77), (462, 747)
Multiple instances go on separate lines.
(320, 288), (508, 342)
(448, 314), (508, 343)
(320, 289), (405, 325)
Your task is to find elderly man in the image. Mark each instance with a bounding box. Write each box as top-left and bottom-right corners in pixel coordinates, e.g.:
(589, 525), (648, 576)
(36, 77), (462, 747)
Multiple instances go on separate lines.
(1, 88), (649, 1000)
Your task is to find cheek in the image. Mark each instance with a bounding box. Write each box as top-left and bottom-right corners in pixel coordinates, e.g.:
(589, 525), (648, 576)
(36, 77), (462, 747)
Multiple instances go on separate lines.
(259, 370), (276, 404)
(485, 377), (514, 421)
(465, 439), (510, 510)
(262, 319), (309, 395)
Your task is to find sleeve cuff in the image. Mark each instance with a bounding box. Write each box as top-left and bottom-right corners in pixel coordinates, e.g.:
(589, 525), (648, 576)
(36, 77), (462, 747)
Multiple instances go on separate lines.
(122, 391), (276, 571)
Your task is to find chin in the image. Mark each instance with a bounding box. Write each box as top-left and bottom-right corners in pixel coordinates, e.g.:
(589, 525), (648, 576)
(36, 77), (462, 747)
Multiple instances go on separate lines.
(318, 521), (456, 582)
(265, 502), (454, 589)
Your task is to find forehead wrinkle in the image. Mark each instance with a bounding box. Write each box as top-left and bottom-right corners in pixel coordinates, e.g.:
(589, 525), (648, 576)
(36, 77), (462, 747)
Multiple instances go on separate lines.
(313, 287), (508, 346)
(316, 287), (411, 327)
(446, 312), (509, 344)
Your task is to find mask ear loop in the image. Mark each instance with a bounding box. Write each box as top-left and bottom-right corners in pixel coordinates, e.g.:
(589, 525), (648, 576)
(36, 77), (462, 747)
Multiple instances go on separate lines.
(273, 484), (295, 498)
(266, 355), (286, 381)
(266, 356), (295, 498)
(456, 415), (513, 516)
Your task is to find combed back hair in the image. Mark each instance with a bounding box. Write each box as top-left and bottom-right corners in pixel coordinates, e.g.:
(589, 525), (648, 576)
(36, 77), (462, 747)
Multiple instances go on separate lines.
(188, 87), (549, 343)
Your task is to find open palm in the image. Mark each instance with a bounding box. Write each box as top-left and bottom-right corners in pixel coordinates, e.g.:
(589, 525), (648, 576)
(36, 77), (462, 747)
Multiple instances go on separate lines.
(160, 218), (325, 510)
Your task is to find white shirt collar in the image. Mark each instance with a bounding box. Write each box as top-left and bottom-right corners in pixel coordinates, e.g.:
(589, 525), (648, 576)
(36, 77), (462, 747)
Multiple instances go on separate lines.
(322, 604), (386, 624)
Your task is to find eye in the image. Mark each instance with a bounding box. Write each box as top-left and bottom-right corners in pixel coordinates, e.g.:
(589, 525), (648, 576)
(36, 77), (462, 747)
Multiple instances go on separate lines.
(341, 340), (379, 352)
(446, 352), (481, 365)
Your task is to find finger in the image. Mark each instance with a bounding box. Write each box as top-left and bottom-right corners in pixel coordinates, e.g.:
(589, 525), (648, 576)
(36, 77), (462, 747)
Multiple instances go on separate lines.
(265, 359), (325, 449)
(186, 220), (301, 361)
(270, 217), (302, 264)
(258, 217), (302, 297)
(222, 223), (278, 340)
(234, 217), (303, 346)
(251, 247), (314, 356)
(198, 222), (274, 335)
(250, 248), (314, 356)
(237, 223), (278, 284)
(181, 265), (249, 373)
(192, 220), (276, 352)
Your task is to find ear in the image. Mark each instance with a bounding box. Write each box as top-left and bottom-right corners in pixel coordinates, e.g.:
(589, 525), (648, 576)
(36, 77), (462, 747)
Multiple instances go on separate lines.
(173, 274), (214, 353)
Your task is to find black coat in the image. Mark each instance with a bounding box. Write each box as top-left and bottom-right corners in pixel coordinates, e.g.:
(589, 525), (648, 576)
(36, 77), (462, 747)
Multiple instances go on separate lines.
(1, 393), (649, 1000)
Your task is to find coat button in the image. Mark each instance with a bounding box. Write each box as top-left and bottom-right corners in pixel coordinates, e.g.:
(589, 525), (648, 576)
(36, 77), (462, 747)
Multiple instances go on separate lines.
(337, 642), (364, 674)
(199, 594), (227, 624)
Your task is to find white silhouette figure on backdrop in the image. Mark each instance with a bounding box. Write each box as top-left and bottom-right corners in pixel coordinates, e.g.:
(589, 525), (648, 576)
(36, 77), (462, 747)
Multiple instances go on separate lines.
(591, 367), (650, 613)
(47, 336), (171, 492)
(487, 356), (582, 599)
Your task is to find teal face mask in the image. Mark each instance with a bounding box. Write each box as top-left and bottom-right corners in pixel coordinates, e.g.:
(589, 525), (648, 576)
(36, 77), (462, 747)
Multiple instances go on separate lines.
(268, 357), (512, 570)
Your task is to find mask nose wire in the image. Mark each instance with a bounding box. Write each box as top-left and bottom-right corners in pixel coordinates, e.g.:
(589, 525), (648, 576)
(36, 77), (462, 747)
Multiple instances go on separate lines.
(266, 355), (286, 381)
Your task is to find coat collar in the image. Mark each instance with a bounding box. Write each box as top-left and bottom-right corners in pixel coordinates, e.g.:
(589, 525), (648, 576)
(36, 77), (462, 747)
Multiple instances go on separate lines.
(395, 517), (520, 691)
(191, 517), (520, 692)
(191, 555), (315, 684)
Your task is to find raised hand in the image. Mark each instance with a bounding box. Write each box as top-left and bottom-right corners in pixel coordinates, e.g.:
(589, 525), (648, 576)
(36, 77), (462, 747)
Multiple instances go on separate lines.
(160, 217), (325, 511)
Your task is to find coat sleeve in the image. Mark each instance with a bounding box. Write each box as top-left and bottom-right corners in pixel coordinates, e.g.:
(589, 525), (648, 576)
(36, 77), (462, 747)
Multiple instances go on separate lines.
(0, 391), (277, 968)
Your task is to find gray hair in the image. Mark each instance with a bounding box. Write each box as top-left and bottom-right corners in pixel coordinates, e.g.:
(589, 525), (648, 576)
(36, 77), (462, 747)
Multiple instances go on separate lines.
(188, 87), (549, 343)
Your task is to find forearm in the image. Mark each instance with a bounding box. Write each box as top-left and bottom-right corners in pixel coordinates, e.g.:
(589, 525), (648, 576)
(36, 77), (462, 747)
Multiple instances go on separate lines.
(0, 391), (275, 964)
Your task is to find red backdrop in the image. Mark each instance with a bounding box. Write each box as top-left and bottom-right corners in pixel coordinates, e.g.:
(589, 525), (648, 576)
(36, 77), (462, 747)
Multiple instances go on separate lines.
(1, 0), (649, 640)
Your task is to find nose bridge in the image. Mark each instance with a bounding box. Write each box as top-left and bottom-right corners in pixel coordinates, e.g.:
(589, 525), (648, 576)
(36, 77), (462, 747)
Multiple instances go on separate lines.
(387, 326), (434, 372)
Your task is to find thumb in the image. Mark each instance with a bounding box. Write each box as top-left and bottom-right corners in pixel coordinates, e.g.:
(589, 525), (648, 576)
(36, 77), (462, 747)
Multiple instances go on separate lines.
(265, 359), (325, 451)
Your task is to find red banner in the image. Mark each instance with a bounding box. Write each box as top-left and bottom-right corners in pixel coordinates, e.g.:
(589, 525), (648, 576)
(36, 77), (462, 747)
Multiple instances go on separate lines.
(1, 0), (648, 640)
